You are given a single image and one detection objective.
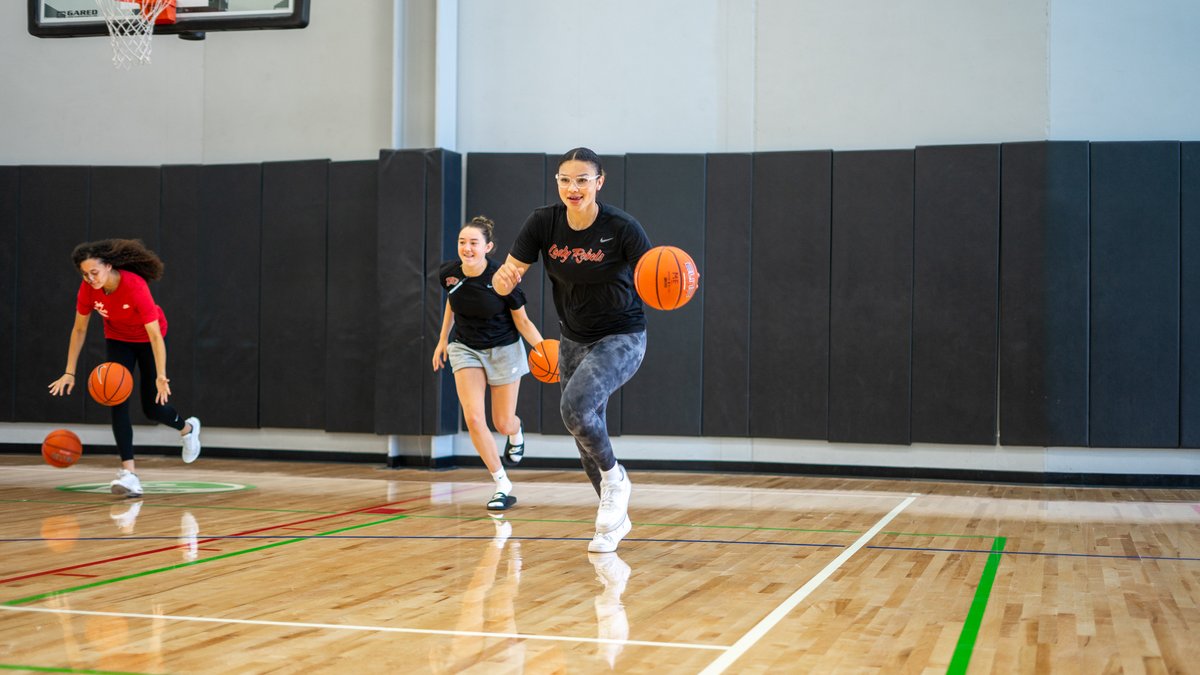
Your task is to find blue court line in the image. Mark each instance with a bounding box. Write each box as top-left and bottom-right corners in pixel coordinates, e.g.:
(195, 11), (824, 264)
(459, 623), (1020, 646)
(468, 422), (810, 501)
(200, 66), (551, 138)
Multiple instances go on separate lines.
(10, 534), (1200, 562)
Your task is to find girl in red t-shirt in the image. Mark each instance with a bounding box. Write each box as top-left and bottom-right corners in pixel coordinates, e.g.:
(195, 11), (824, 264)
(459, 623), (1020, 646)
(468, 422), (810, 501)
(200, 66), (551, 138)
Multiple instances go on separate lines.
(47, 239), (202, 499)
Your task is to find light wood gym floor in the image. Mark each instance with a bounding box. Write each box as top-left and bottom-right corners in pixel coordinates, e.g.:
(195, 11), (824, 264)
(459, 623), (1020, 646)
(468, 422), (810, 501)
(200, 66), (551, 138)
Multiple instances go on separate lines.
(1, 453), (1197, 674)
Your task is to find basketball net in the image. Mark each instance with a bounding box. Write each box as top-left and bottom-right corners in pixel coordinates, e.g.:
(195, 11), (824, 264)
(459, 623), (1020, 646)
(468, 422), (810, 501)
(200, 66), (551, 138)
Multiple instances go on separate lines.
(94, 0), (176, 68)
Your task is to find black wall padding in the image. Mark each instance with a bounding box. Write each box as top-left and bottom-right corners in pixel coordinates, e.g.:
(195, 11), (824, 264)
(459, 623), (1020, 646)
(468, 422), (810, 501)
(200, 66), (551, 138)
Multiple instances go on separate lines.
(421, 150), (462, 436)
(464, 153), (549, 435)
(1182, 143), (1200, 447)
(326, 160), (378, 433)
(621, 154), (706, 436)
(85, 166), (162, 426)
(194, 164), (262, 428)
(1090, 142), (1182, 448)
(0, 168), (16, 422)
(998, 142), (1090, 447)
(750, 151), (832, 439)
(911, 145), (1000, 445)
(375, 150), (447, 436)
(702, 153), (752, 437)
(16, 167), (89, 424)
(260, 160), (329, 429)
(829, 151), (914, 445)
(158, 166), (201, 423)
(375, 150), (425, 435)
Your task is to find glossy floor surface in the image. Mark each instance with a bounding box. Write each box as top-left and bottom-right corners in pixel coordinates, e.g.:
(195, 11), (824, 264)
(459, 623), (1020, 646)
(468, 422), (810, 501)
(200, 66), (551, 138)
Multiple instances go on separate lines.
(1, 454), (1198, 674)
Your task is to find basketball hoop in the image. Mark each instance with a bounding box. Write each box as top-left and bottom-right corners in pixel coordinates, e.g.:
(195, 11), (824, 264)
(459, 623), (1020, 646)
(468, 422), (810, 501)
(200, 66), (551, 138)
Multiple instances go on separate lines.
(94, 0), (177, 68)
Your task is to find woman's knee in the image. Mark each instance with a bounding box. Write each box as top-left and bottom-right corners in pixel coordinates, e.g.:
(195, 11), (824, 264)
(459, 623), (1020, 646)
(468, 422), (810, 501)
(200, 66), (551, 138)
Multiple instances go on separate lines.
(461, 410), (489, 432)
(492, 412), (520, 436)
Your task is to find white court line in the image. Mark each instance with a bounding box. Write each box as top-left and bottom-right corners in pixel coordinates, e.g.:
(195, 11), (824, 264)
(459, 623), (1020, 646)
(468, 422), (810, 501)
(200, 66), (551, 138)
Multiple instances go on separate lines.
(699, 493), (920, 675)
(0, 605), (726, 651)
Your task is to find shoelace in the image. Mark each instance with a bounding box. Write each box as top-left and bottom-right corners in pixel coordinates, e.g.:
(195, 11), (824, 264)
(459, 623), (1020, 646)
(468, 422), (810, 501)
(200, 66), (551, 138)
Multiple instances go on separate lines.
(599, 484), (620, 510)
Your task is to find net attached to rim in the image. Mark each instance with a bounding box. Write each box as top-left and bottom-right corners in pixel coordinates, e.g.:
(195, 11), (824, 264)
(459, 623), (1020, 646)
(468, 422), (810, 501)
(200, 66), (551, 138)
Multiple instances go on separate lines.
(94, 0), (176, 68)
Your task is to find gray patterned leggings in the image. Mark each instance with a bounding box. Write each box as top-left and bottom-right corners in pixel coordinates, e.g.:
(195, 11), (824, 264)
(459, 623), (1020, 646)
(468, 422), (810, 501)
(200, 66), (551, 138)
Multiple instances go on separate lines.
(558, 331), (647, 495)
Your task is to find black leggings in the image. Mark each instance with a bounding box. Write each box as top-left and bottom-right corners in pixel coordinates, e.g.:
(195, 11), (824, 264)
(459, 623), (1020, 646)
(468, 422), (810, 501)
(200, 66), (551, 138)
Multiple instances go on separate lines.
(106, 339), (186, 462)
(558, 331), (647, 496)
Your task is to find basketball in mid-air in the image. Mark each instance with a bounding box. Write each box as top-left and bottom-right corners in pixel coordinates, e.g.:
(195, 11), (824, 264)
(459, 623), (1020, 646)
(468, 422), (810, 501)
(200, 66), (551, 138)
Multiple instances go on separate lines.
(634, 245), (700, 310)
(42, 429), (83, 468)
(88, 362), (133, 406)
(528, 339), (560, 383)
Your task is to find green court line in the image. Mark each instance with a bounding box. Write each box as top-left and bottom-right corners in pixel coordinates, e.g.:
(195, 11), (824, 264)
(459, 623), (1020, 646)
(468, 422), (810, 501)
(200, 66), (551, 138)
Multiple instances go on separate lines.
(947, 536), (1006, 675)
(0, 498), (331, 514)
(0, 665), (153, 675)
(4, 514), (409, 607)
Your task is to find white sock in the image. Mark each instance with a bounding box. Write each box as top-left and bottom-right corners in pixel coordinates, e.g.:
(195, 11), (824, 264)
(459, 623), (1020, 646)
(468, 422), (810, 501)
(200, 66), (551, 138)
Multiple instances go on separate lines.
(493, 470), (512, 495)
(600, 464), (624, 484)
(509, 426), (523, 446)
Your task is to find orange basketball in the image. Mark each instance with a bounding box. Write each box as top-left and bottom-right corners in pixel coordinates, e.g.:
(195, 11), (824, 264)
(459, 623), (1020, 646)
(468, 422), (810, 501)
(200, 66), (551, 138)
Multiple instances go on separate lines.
(634, 245), (700, 310)
(88, 362), (133, 406)
(42, 429), (83, 468)
(528, 339), (560, 383)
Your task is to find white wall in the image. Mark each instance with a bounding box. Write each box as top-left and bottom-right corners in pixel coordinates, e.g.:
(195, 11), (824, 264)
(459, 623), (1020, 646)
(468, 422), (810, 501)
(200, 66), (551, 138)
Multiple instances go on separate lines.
(6, 1), (1196, 162)
(0, 0), (393, 164)
(1049, 0), (1200, 141)
(454, 0), (1051, 153)
(754, 0), (1049, 151)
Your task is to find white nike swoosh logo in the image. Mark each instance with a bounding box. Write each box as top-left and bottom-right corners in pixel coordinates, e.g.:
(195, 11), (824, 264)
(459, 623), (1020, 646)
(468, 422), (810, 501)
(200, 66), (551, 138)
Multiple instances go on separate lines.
(487, 284), (493, 288)
(600, 237), (614, 243)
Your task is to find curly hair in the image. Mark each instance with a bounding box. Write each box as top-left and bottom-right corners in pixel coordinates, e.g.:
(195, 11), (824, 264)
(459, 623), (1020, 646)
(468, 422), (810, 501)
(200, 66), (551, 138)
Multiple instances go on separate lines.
(71, 239), (164, 282)
(462, 215), (496, 244)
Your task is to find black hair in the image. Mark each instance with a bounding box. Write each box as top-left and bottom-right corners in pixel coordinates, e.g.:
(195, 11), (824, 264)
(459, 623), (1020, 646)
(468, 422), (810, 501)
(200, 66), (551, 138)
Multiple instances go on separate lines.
(71, 239), (164, 282)
(558, 147), (605, 176)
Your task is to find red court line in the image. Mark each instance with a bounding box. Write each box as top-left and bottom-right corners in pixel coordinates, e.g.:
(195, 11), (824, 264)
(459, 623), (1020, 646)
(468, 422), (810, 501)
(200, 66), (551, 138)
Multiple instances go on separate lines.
(1, 493), (436, 585)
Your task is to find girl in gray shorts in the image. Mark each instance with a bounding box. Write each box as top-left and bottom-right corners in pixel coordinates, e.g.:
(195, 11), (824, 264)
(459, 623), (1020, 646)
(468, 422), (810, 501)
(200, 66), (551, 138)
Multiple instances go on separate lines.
(433, 216), (545, 511)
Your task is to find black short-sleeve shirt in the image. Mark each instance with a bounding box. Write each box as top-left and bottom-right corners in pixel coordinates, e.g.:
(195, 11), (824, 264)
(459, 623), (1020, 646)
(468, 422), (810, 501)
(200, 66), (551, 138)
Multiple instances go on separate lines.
(439, 257), (527, 349)
(510, 202), (652, 343)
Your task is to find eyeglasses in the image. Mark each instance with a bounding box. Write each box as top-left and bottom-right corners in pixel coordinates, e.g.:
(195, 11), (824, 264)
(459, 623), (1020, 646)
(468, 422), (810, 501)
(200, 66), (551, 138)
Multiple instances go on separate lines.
(555, 174), (600, 189)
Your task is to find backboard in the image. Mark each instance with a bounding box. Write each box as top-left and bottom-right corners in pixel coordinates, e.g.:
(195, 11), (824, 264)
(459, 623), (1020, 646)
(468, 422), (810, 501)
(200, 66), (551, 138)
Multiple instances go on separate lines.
(28, 0), (309, 38)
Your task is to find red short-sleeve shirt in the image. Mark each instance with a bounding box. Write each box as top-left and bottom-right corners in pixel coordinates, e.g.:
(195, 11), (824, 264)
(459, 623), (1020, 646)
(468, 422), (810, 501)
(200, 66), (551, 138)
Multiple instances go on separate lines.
(75, 271), (168, 343)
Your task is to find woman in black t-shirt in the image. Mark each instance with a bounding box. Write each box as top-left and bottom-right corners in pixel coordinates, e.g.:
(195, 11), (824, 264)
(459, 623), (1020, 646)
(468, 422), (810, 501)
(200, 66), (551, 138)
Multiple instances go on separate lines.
(434, 216), (545, 511)
(492, 148), (652, 554)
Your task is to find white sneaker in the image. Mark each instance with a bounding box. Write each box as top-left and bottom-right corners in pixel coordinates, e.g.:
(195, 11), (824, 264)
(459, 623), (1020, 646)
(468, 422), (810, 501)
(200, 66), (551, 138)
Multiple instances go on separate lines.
(110, 469), (143, 498)
(181, 417), (201, 463)
(588, 515), (631, 553)
(595, 466), (631, 533)
(110, 500), (143, 534)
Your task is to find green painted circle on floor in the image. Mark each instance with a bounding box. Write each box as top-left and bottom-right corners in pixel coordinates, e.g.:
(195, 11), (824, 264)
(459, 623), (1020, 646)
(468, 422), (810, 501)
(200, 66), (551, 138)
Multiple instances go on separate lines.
(57, 481), (254, 494)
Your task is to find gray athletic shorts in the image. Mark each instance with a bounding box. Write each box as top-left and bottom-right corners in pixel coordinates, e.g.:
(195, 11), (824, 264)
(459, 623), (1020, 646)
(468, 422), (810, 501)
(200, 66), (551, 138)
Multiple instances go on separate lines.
(447, 340), (529, 386)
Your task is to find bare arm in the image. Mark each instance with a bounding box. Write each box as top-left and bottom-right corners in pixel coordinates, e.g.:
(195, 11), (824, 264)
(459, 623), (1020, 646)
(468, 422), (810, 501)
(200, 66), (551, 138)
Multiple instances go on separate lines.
(491, 255), (531, 296)
(509, 305), (545, 349)
(145, 320), (171, 405)
(432, 301), (455, 371)
(48, 313), (91, 396)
